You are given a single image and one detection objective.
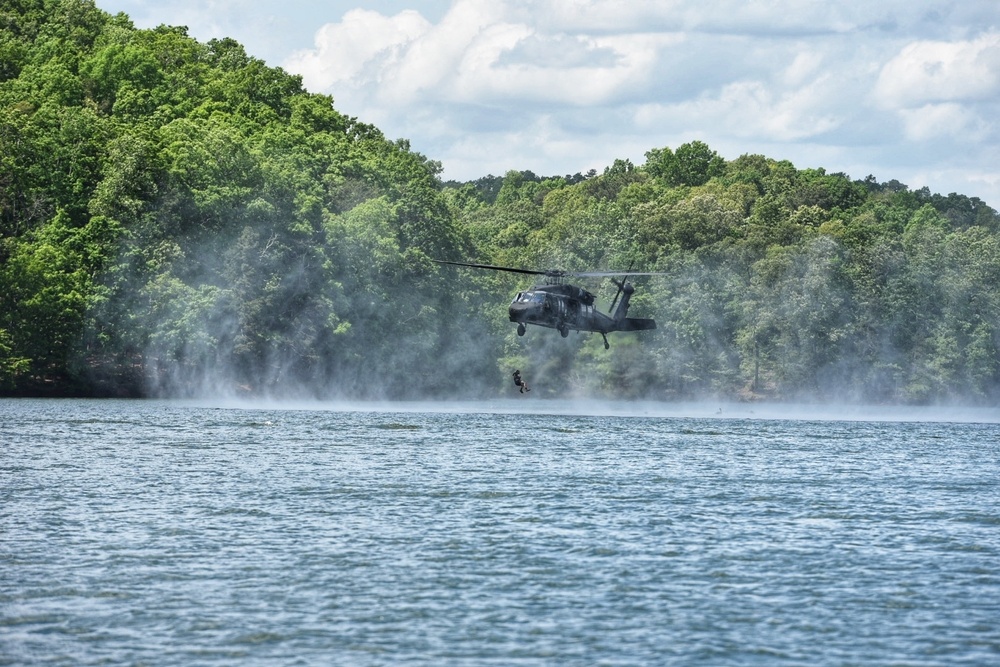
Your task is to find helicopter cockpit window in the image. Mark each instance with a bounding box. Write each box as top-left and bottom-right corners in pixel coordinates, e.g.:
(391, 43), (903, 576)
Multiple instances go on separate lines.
(531, 293), (546, 304)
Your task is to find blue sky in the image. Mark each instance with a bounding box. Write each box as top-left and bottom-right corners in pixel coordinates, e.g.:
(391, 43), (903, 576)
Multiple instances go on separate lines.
(94, 1), (1000, 207)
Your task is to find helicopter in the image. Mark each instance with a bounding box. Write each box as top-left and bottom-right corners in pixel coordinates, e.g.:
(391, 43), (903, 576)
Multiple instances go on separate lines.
(433, 260), (663, 349)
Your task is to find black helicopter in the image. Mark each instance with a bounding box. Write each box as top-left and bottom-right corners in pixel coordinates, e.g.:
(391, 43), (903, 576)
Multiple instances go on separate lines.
(434, 260), (663, 349)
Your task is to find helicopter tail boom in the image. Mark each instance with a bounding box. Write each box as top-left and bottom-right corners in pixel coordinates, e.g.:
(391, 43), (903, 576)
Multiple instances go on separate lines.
(608, 280), (657, 331)
(617, 317), (656, 332)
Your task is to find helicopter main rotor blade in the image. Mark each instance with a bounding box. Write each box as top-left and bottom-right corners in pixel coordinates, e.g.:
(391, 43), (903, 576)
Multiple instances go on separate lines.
(432, 260), (549, 276)
(434, 259), (669, 279)
(571, 271), (669, 277)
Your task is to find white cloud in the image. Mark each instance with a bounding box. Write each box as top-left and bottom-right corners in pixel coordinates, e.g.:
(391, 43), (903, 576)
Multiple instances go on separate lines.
(287, 0), (882, 133)
(287, 1), (674, 109)
(898, 103), (991, 142)
(453, 32), (669, 106)
(285, 9), (431, 92)
(276, 1), (1000, 207)
(509, 0), (874, 35)
(875, 32), (1000, 108)
(633, 61), (854, 146)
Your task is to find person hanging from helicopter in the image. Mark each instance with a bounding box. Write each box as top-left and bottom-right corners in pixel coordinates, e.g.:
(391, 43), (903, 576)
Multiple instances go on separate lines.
(512, 369), (530, 393)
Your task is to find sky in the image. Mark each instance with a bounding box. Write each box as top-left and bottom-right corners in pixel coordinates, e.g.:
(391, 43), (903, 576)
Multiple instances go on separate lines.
(93, 1), (1000, 206)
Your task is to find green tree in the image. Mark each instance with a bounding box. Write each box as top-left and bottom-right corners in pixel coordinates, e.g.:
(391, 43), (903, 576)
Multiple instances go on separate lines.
(645, 140), (725, 187)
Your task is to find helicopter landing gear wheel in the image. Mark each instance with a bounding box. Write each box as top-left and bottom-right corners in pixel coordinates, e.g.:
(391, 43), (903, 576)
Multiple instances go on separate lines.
(560, 324), (569, 338)
(517, 323), (526, 336)
(602, 333), (610, 350)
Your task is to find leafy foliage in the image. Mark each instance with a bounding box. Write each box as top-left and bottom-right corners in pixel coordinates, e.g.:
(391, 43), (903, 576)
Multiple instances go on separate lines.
(2, 1), (999, 404)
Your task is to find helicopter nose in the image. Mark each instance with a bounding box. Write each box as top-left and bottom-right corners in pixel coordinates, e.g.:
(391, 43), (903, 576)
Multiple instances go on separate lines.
(509, 300), (535, 321)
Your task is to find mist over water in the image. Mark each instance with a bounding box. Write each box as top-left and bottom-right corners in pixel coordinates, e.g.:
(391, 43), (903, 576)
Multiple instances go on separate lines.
(3, 398), (999, 665)
(84, 190), (1000, 407)
(172, 396), (1000, 425)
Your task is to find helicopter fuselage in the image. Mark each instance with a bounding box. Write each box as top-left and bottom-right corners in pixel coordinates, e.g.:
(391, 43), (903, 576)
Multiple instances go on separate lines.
(430, 259), (660, 349)
(508, 282), (655, 345)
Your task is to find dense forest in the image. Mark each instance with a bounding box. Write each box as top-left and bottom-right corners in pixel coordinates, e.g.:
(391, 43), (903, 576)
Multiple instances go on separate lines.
(3, 0), (999, 403)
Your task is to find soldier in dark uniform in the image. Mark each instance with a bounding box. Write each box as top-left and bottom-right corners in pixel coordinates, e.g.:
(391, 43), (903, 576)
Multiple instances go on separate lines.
(512, 369), (530, 393)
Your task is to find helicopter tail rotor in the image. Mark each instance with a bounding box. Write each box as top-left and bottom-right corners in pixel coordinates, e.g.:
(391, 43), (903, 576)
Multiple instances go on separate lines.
(607, 261), (635, 314)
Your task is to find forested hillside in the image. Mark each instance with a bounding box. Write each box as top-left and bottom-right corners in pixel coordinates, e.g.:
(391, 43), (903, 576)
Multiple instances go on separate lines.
(3, 0), (999, 403)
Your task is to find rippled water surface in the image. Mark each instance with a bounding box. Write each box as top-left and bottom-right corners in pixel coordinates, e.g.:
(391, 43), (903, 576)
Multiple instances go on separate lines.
(2, 399), (999, 665)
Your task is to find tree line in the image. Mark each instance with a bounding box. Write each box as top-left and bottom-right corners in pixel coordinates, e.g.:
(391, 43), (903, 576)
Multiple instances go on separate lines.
(2, 0), (999, 403)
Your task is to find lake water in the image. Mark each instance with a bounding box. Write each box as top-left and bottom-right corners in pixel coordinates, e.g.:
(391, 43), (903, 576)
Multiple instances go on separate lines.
(2, 398), (999, 666)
